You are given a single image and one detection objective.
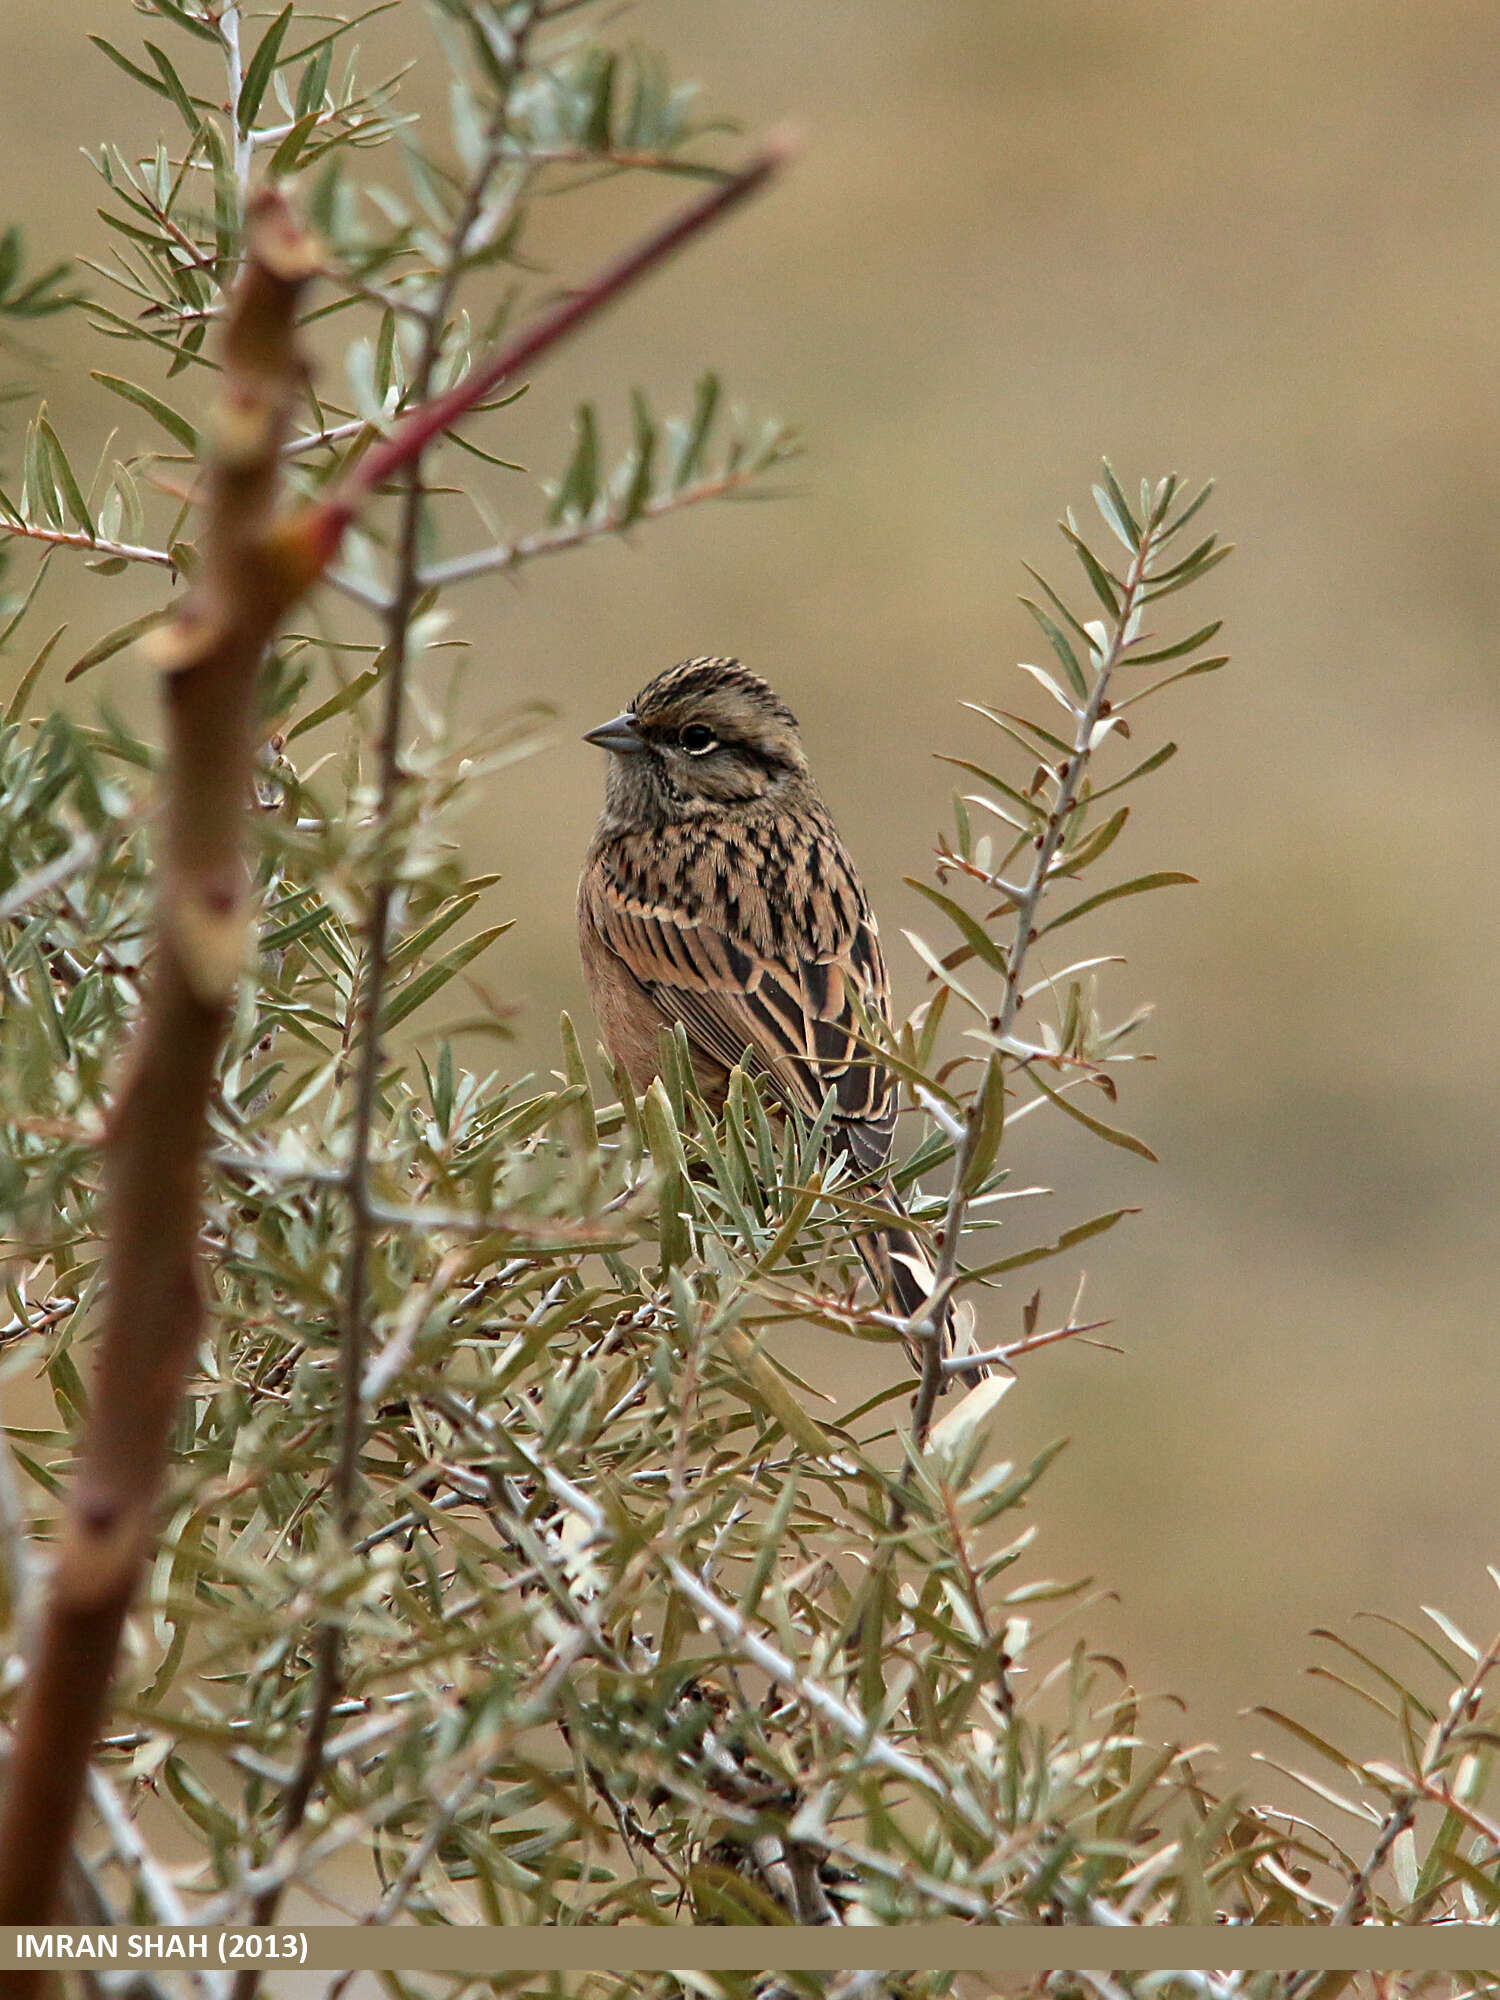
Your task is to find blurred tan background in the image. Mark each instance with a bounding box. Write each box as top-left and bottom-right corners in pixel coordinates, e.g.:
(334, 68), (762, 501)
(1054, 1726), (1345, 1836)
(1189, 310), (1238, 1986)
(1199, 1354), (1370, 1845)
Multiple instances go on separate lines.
(8, 0), (1500, 1782)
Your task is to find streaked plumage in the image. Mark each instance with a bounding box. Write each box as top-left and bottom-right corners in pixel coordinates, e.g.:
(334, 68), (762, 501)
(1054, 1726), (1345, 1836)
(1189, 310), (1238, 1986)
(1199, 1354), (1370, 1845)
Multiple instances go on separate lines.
(578, 656), (982, 1385)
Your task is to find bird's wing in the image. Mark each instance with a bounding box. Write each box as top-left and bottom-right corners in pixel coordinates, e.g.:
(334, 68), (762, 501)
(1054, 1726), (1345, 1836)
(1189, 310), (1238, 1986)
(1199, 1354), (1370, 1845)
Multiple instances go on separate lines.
(585, 815), (896, 1172)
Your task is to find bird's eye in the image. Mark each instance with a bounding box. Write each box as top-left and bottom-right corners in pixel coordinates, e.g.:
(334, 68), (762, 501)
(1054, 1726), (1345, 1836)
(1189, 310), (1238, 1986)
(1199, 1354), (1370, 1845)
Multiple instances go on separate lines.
(679, 723), (717, 754)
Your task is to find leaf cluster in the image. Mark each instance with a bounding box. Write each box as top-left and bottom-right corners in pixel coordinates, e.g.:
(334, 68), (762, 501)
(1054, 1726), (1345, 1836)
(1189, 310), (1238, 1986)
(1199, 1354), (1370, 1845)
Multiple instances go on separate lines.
(1, 0), (793, 704)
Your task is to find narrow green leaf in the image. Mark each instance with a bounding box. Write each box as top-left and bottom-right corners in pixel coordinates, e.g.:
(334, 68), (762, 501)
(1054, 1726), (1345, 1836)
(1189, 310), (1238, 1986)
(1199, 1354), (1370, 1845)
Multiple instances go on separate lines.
(387, 892), (480, 972)
(373, 307), (398, 401)
(906, 879), (1009, 976)
(64, 607), (168, 682)
(281, 3), (400, 70)
(747, 1182), (819, 1280)
(285, 665), (383, 740)
(935, 756), (1044, 825)
(1145, 470), (1180, 529)
(1309, 1627), (1438, 1723)
(1053, 805), (1128, 878)
(1250, 1706), (1363, 1776)
(964, 1206), (1131, 1283)
(1057, 524), (1124, 618)
(1038, 870), (1197, 939)
(91, 372), (198, 453)
(618, 388), (656, 525)
(1122, 618), (1223, 668)
(295, 37), (334, 117)
(260, 899), (334, 953)
(673, 372), (719, 487)
(37, 416), (95, 537)
(961, 1053), (1006, 1194)
(1096, 461), (1141, 547)
(0, 227), (21, 300)
(741, 1473), (801, 1617)
(1140, 544), (1233, 602)
(547, 404), (600, 524)
(965, 701), (1071, 760)
(238, 5), (295, 134)
(1143, 532), (1219, 588)
(1026, 1066), (1157, 1162)
(1158, 478), (1216, 542)
(380, 923), (514, 1030)
(1355, 1611), (1463, 1686)
(149, 0), (225, 44)
(5, 625), (68, 725)
(1020, 597), (1087, 700)
(642, 1078), (691, 1268)
(1020, 561), (1097, 652)
(6, 264), (79, 319)
(145, 42), (203, 132)
(1446, 1853), (1500, 1917)
(558, 1009), (597, 1153)
(724, 1329), (832, 1458)
(270, 111), (321, 176)
(22, 414), (61, 526)
(1422, 1604), (1480, 1663)
(1412, 1802), (1468, 1906)
(582, 49), (617, 152)
(199, 117), (237, 268)
(1113, 658), (1229, 712)
(1086, 740), (1177, 804)
(1016, 660), (1078, 716)
(0, 547), (56, 650)
(901, 928), (989, 1018)
(89, 36), (171, 99)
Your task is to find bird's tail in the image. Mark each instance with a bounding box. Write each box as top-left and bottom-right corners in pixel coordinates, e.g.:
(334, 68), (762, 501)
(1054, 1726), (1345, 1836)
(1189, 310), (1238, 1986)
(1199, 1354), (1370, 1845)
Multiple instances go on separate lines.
(853, 1184), (989, 1390)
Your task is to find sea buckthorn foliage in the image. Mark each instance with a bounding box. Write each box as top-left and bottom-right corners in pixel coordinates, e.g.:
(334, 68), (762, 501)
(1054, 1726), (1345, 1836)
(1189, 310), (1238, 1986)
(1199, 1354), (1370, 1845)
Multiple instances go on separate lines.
(2, 6), (1500, 1995)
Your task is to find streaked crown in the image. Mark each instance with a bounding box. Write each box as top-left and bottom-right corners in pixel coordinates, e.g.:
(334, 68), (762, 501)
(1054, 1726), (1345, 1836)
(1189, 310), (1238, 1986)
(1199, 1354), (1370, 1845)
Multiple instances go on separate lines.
(630, 656), (801, 740)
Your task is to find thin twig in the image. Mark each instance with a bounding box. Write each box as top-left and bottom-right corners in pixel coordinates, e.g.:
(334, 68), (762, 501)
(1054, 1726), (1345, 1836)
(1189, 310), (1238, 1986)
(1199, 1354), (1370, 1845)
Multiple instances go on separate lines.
(944, 1315), (1114, 1375)
(232, 35), (548, 1961)
(413, 462), (789, 591)
(0, 834), (100, 925)
(904, 1119), (981, 1453)
(995, 543), (1155, 1045)
(901, 523), (1160, 1458)
(1285, 1627), (1500, 2000)
(220, 4), (253, 207)
(85, 1766), (230, 2000)
(938, 1483), (1014, 1719)
(0, 520), (177, 570)
(662, 1555), (993, 1837)
(192, 1623), (594, 1933)
(283, 417), (368, 462)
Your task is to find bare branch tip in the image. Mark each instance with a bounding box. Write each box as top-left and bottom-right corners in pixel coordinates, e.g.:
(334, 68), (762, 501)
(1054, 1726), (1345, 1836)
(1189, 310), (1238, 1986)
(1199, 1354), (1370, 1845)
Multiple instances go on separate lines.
(756, 122), (806, 171)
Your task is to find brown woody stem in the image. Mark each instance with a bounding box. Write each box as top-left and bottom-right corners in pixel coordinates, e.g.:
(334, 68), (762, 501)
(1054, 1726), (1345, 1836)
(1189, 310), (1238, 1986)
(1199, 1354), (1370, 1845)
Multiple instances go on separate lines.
(0, 189), (320, 1940)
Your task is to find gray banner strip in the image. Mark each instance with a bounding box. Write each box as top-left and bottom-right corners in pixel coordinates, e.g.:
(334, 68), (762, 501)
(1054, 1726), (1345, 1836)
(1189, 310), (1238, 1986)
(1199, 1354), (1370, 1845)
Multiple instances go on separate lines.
(5, 1928), (1500, 1974)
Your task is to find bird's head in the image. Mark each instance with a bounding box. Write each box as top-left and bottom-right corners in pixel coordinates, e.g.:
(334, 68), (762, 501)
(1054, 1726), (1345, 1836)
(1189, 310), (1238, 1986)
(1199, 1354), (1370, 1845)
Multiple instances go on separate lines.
(585, 655), (810, 823)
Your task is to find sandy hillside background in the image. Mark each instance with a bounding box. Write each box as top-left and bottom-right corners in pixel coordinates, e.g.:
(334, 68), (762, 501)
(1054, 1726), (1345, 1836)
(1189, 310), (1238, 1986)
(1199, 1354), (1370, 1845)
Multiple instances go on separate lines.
(6, 0), (1500, 1777)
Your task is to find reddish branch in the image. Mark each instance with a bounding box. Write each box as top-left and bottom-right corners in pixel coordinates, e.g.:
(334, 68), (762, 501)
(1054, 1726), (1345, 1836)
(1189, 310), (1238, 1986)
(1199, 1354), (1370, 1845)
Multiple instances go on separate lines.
(0, 140), (789, 1939)
(298, 133), (792, 575)
(0, 190), (320, 1937)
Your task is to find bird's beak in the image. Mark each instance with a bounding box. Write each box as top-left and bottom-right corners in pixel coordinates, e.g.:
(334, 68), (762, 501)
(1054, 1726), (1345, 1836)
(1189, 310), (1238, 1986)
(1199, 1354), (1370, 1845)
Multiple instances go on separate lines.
(583, 710), (645, 754)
